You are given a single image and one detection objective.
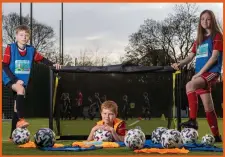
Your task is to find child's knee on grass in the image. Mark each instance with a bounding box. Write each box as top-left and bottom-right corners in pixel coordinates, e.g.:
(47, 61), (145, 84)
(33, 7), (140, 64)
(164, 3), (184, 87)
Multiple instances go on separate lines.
(12, 84), (25, 95)
(186, 77), (207, 92)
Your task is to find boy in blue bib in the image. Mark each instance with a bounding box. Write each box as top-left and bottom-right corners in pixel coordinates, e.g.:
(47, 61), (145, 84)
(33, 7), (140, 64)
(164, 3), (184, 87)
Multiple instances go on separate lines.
(2, 25), (62, 141)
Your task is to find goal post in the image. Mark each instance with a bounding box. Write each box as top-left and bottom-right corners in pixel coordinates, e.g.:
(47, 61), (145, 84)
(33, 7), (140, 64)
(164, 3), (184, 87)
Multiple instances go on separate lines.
(49, 65), (183, 140)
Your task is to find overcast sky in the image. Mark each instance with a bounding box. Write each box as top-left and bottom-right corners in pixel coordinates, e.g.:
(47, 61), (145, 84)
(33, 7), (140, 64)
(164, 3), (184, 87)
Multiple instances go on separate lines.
(2, 3), (223, 63)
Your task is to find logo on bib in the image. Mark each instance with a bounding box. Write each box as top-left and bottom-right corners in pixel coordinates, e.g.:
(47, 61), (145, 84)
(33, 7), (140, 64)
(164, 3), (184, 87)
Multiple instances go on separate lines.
(15, 60), (30, 74)
(196, 43), (208, 59)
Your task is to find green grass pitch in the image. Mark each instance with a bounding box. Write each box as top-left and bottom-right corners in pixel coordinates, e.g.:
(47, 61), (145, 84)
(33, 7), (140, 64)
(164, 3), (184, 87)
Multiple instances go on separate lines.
(2, 118), (223, 155)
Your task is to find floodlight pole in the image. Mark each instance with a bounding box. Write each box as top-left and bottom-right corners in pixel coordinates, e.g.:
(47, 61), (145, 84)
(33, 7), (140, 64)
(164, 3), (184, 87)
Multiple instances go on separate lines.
(177, 71), (182, 131)
(59, 20), (62, 64)
(61, 3), (64, 65)
(20, 3), (22, 25)
(49, 69), (53, 130)
(30, 3), (33, 46)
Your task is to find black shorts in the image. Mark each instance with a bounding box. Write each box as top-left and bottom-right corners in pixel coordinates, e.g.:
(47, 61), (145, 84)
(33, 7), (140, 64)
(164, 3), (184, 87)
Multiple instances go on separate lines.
(5, 81), (16, 97)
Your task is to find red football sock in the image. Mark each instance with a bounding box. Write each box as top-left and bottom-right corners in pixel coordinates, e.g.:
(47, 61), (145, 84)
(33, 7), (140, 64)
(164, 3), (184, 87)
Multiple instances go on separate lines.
(187, 91), (198, 120)
(205, 110), (220, 136)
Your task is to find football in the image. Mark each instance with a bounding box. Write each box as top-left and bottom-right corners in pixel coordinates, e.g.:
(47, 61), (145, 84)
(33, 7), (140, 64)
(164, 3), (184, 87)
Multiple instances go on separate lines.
(12, 128), (30, 145)
(201, 134), (215, 146)
(127, 134), (145, 150)
(124, 128), (146, 149)
(93, 129), (113, 142)
(34, 128), (56, 148)
(181, 128), (198, 144)
(161, 129), (183, 148)
(151, 127), (168, 144)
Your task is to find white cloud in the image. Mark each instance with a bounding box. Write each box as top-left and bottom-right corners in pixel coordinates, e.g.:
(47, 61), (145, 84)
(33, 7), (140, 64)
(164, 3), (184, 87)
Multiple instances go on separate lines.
(118, 3), (170, 11)
(85, 35), (104, 41)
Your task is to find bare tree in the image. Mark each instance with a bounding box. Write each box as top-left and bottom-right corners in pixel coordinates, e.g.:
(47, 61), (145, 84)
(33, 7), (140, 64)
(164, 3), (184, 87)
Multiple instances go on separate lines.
(3, 12), (56, 52)
(31, 44), (73, 66)
(73, 48), (113, 66)
(76, 50), (95, 66)
(166, 3), (199, 61)
(125, 3), (199, 68)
